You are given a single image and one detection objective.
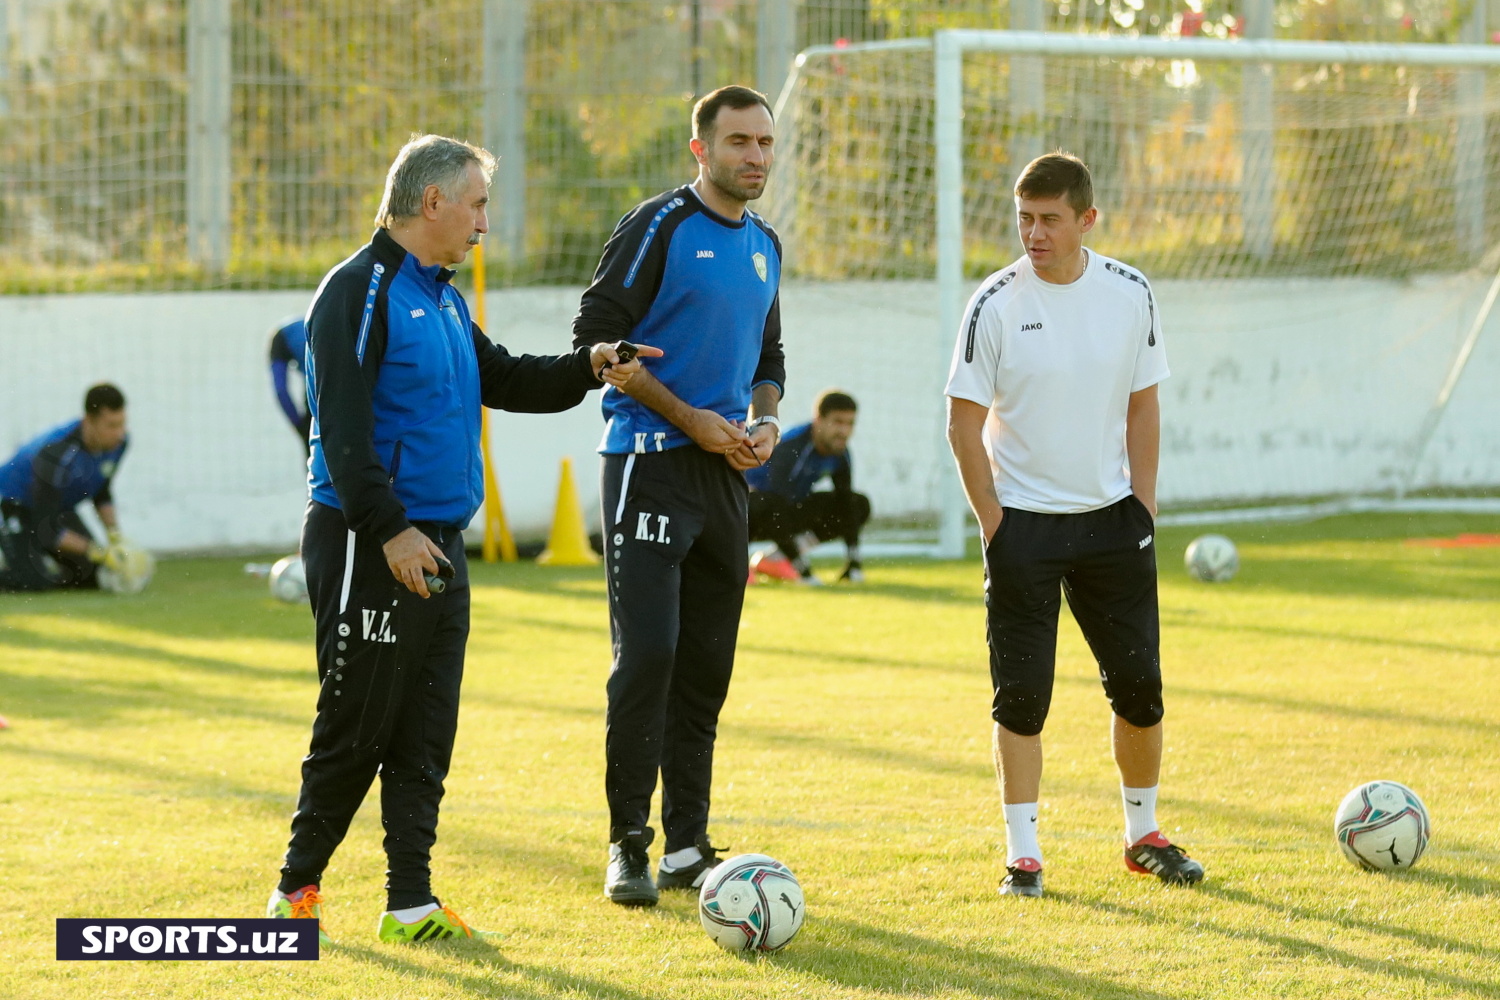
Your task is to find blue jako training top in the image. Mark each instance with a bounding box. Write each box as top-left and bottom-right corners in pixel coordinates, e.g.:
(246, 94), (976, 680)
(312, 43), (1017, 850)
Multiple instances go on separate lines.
(571, 184), (786, 455)
(305, 228), (603, 542)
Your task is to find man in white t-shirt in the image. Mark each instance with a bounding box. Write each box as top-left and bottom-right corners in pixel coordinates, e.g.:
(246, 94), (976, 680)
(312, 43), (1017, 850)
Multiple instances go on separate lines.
(945, 152), (1204, 898)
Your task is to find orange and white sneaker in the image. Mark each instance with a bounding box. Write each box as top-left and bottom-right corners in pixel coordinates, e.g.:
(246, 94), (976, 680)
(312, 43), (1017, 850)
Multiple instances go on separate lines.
(267, 884), (332, 947)
(751, 550), (802, 583)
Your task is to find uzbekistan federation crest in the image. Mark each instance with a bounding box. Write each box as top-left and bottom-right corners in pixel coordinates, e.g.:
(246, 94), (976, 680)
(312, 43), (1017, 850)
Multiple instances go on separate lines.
(752, 252), (767, 282)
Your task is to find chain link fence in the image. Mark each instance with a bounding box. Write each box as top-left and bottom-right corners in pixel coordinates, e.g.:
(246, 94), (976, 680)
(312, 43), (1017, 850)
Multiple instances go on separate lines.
(1, 0), (1489, 293)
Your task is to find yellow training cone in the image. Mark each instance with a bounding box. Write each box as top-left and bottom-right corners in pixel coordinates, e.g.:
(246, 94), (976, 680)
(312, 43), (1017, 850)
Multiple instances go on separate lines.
(537, 456), (600, 566)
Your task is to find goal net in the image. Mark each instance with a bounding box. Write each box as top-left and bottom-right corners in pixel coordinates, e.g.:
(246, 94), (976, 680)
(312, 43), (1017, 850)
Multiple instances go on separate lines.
(762, 32), (1500, 555)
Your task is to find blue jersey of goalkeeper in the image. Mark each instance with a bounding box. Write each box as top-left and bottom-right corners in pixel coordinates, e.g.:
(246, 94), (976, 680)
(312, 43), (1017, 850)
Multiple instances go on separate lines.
(0, 418), (127, 513)
(744, 420), (851, 502)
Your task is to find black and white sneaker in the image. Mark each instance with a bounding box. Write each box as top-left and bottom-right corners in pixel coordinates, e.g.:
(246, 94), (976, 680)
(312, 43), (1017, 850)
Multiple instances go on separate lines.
(604, 827), (659, 907)
(656, 833), (726, 891)
(1124, 831), (1205, 885)
(999, 858), (1044, 898)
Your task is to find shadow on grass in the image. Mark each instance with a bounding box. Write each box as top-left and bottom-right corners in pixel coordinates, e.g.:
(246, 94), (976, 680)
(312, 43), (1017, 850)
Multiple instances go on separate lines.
(336, 938), (661, 1000)
(1049, 888), (1500, 998)
(0, 742), (289, 807)
(1401, 864), (1500, 900)
(1057, 666), (1498, 737)
(1200, 881), (1500, 961)
(336, 909), (1178, 1000)
(0, 561), (317, 645)
(0, 621), (309, 683)
(739, 638), (973, 675)
(1164, 611), (1500, 663)
(469, 563), (607, 602)
(475, 557), (988, 609)
(0, 657), (304, 728)
(492, 693), (988, 783)
(776, 913), (1177, 999)
(1211, 552), (1500, 603)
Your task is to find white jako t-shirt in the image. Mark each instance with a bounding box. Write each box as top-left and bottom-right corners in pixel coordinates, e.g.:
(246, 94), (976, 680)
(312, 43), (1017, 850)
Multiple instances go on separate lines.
(944, 250), (1169, 514)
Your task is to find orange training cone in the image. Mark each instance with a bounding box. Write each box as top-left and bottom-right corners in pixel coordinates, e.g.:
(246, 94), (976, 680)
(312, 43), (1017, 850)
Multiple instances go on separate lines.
(536, 457), (599, 566)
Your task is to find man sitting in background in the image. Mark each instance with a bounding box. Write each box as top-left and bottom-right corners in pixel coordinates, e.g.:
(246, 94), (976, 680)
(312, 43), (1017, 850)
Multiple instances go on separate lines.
(747, 389), (870, 584)
(0, 383), (133, 591)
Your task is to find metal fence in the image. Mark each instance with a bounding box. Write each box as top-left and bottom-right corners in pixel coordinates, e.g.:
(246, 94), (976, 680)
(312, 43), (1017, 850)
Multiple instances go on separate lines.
(0, 0), (1486, 293)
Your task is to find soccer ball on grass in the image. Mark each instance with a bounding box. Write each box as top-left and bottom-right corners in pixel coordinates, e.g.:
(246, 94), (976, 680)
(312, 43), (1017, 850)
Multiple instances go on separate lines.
(1334, 780), (1431, 871)
(1185, 533), (1239, 582)
(269, 555), (307, 603)
(699, 853), (805, 952)
(97, 544), (156, 594)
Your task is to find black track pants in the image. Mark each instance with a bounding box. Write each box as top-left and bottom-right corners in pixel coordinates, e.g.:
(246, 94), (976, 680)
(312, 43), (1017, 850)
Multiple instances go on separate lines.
(280, 501), (469, 910)
(599, 447), (749, 852)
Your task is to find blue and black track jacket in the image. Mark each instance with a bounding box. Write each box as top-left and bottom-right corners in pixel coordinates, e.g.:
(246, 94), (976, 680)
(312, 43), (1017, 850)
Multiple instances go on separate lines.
(0, 419), (127, 545)
(571, 185), (786, 455)
(743, 421), (852, 503)
(306, 228), (601, 543)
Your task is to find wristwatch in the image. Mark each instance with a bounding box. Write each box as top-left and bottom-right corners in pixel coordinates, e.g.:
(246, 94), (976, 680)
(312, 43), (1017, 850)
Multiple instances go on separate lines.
(750, 415), (781, 441)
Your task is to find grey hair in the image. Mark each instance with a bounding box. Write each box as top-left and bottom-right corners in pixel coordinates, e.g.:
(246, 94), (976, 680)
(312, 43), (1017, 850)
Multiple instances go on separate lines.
(374, 133), (496, 228)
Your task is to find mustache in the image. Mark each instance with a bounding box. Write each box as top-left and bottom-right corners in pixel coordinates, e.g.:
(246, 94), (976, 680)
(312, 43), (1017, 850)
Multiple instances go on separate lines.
(467, 232), (484, 246)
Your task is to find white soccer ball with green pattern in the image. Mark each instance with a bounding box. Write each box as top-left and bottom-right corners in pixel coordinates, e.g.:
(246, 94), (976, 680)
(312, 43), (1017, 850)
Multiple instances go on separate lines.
(698, 853), (804, 952)
(269, 555), (307, 603)
(1335, 780), (1431, 871)
(1185, 533), (1239, 582)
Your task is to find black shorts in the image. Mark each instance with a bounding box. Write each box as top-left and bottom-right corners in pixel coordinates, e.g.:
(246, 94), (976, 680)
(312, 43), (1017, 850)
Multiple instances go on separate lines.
(984, 495), (1163, 736)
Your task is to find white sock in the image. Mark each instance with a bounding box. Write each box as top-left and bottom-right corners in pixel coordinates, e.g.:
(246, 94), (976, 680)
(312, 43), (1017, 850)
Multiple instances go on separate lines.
(387, 902), (439, 923)
(1122, 784), (1160, 845)
(1003, 802), (1041, 866)
(661, 845), (702, 871)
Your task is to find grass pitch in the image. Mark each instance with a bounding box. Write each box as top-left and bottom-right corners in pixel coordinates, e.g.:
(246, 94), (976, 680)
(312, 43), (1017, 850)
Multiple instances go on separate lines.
(2, 512), (1498, 1000)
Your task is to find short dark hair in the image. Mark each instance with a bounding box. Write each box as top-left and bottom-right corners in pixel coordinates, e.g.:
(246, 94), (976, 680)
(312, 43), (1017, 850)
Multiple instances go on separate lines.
(1014, 151), (1094, 216)
(692, 85), (773, 144)
(84, 383), (125, 415)
(815, 390), (858, 418)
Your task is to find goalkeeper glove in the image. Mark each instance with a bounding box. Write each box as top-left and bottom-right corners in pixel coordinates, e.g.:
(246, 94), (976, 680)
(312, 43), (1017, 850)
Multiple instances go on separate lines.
(86, 542), (124, 572)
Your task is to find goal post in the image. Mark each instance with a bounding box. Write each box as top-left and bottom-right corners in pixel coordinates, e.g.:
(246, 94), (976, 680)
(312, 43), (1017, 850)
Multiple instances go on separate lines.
(768, 31), (1500, 558)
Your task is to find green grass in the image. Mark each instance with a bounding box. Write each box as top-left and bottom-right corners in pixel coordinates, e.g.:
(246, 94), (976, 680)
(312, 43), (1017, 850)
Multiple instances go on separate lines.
(2, 512), (1498, 999)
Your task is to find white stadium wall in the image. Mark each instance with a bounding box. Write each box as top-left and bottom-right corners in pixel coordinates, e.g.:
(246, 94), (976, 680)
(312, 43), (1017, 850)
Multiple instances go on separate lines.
(1, 274), (1498, 554)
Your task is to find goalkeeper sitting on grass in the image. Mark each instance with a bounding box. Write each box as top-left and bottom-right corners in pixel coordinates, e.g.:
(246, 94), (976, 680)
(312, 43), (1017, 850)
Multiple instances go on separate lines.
(0, 383), (138, 592)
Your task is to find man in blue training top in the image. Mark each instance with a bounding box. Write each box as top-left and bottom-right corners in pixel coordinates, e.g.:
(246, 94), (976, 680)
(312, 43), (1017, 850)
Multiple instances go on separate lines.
(572, 84), (786, 906)
(746, 389), (869, 585)
(0, 383), (132, 592)
(267, 133), (653, 946)
(267, 315), (311, 452)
